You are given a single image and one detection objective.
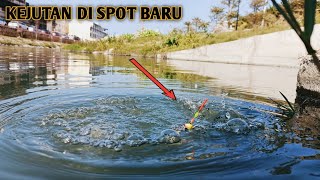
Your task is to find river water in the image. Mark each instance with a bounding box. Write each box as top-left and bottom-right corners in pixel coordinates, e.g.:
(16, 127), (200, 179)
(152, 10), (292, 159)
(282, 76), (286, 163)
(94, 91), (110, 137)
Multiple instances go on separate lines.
(0, 47), (319, 179)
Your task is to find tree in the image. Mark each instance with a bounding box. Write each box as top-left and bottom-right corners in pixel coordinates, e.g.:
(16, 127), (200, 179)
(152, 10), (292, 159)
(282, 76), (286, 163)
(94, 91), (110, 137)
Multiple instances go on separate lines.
(199, 21), (210, 32)
(184, 21), (192, 33)
(250, 0), (268, 12)
(210, 6), (224, 25)
(290, 0), (304, 11)
(211, 0), (240, 30)
(221, 0), (240, 28)
(235, 0), (241, 30)
(192, 17), (202, 32)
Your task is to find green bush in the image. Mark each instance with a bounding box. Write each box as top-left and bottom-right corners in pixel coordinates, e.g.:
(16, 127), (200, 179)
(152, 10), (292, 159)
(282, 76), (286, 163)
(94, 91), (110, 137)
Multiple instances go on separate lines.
(165, 38), (179, 47)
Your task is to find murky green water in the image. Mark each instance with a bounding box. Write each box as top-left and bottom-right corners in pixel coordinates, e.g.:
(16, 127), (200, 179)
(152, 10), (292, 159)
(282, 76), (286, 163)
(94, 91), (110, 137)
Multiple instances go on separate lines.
(0, 47), (319, 179)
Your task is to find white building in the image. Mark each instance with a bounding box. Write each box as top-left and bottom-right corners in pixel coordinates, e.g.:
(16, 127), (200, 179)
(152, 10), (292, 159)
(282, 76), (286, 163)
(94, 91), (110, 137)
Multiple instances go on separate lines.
(68, 21), (107, 40)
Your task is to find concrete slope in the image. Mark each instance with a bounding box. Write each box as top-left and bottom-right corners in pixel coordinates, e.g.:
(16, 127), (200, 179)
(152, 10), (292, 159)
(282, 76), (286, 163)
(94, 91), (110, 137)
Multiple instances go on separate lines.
(166, 25), (320, 68)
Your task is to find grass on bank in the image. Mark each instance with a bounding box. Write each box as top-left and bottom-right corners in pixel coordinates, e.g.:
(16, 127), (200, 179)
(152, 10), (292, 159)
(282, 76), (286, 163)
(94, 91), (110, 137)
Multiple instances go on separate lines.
(64, 25), (289, 56)
(64, 12), (320, 57)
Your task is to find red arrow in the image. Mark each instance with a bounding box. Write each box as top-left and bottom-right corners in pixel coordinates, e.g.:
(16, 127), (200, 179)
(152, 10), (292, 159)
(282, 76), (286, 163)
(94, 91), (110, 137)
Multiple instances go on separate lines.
(129, 58), (177, 100)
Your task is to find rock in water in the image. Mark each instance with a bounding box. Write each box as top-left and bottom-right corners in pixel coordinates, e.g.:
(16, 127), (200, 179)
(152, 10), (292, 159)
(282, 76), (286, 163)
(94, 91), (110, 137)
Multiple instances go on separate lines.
(225, 118), (249, 134)
(158, 129), (181, 144)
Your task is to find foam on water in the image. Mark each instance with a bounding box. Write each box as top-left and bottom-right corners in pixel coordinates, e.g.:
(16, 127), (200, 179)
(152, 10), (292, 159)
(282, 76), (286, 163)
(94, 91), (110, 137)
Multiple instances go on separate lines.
(28, 95), (276, 155)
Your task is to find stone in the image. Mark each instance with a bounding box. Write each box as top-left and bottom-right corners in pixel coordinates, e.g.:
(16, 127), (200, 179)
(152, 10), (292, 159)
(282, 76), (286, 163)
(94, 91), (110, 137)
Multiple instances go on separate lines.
(296, 52), (320, 108)
(289, 51), (320, 149)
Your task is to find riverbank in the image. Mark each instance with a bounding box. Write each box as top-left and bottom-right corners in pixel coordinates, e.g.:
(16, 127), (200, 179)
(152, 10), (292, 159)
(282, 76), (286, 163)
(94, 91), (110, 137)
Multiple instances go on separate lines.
(64, 24), (320, 68)
(64, 24), (292, 56)
(167, 25), (320, 68)
(0, 35), (61, 48)
(64, 7), (320, 56)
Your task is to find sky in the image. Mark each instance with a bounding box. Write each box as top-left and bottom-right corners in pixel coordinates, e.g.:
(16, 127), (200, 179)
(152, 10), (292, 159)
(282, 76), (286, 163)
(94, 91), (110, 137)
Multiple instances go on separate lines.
(27, 0), (256, 35)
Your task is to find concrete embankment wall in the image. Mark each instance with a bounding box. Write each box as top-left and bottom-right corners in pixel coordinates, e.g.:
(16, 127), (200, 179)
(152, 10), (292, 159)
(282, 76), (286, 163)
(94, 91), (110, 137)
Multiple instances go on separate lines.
(166, 25), (320, 68)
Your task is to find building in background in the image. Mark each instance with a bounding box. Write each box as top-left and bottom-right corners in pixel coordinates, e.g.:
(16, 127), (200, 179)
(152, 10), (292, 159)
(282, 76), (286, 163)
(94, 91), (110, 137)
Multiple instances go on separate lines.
(0, 0), (26, 20)
(1, 0), (45, 29)
(47, 20), (69, 35)
(69, 21), (107, 40)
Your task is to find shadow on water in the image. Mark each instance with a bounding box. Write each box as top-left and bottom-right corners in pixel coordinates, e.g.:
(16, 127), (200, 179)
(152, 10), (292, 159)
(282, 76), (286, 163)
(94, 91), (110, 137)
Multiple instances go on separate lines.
(0, 46), (319, 179)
